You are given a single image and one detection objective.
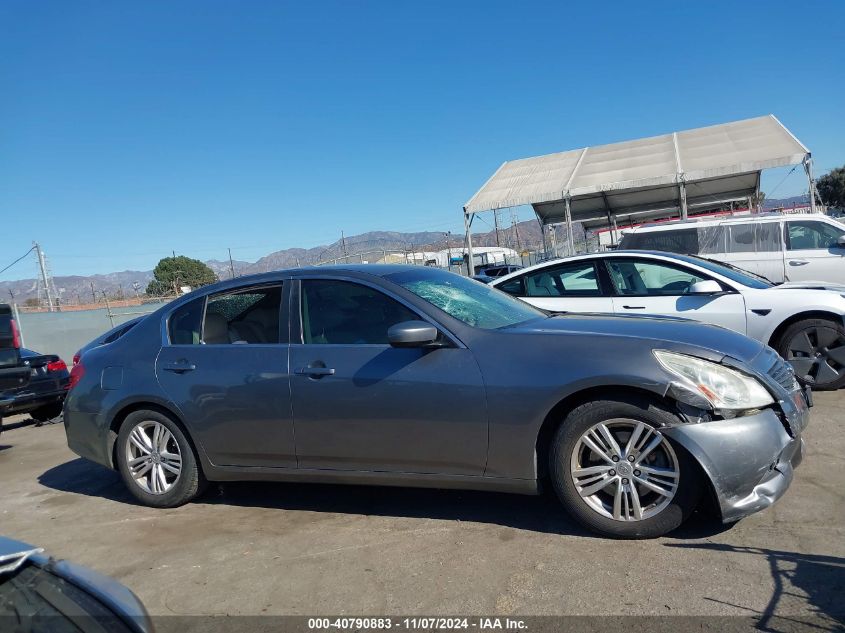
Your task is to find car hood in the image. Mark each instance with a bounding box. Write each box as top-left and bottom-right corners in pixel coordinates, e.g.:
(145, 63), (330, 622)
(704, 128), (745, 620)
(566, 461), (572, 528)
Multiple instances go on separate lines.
(507, 313), (765, 364)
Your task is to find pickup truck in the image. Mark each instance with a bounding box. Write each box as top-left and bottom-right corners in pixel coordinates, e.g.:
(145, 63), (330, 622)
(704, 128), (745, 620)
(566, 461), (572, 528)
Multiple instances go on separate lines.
(0, 305), (31, 429)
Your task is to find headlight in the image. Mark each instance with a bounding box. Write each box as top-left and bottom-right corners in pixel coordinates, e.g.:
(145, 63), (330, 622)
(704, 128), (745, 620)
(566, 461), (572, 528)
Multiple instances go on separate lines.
(653, 350), (774, 411)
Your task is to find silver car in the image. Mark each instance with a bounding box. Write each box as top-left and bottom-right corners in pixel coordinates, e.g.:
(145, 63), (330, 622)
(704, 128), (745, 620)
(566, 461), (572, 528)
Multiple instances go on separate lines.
(63, 266), (809, 539)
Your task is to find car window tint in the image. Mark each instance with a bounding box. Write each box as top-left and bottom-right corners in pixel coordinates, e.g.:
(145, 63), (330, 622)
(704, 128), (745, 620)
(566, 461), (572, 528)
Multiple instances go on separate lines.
(726, 222), (781, 253)
(203, 286), (282, 344)
(524, 262), (600, 297)
(301, 280), (419, 344)
(786, 221), (845, 250)
(496, 277), (525, 296)
(606, 259), (708, 296)
(621, 228), (699, 253)
(168, 297), (205, 345)
(726, 223), (755, 253)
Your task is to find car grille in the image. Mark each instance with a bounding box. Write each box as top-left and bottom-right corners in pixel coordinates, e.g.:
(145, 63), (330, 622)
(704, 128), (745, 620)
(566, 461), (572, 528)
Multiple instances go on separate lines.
(767, 355), (798, 392)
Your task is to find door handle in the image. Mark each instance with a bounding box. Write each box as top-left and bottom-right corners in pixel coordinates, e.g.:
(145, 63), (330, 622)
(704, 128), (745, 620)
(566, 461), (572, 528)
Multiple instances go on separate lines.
(788, 260), (809, 266)
(622, 305), (646, 309)
(295, 366), (336, 377)
(162, 361), (196, 373)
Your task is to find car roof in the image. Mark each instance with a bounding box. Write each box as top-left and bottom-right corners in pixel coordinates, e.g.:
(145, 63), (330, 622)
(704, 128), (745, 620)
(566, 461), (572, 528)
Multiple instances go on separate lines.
(625, 212), (826, 233)
(490, 250), (731, 285)
(176, 264), (451, 298)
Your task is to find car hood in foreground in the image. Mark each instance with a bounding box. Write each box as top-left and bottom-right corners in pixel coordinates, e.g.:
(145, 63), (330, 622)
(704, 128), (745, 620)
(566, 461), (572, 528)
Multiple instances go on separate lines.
(506, 313), (765, 364)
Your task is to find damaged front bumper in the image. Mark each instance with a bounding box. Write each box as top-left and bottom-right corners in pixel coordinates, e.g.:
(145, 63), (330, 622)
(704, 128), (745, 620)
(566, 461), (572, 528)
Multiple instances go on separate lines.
(663, 388), (809, 523)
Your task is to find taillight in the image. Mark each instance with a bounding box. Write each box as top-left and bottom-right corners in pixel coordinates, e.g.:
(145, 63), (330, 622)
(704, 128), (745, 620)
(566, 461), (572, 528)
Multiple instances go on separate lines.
(68, 362), (85, 390)
(72, 351), (81, 366)
(10, 319), (20, 349)
(47, 359), (68, 373)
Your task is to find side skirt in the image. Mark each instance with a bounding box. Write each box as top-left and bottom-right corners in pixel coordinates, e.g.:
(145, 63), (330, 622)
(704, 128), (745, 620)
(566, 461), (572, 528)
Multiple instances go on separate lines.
(202, 464), (540, 496)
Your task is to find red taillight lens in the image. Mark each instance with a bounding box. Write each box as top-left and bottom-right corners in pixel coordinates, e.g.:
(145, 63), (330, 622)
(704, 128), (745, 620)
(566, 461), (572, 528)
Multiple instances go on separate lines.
(47, 359), (68, 373)
(10, 319), (20, 349)
(68, 362), (85, 390)
(72, 351), (81, 366)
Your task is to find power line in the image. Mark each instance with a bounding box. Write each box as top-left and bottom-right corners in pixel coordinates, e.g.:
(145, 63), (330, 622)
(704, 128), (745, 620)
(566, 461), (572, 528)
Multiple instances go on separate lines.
(0, 246), (35, 276)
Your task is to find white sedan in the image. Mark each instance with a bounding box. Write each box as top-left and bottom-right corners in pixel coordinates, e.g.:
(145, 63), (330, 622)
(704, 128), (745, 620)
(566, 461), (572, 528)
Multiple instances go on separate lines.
(491, 250), (845, 390)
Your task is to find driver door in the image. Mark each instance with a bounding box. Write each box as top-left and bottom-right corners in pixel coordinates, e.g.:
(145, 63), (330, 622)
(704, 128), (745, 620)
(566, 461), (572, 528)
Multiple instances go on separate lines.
(606, 257), (748, 335)
(288, 277), (488, 475)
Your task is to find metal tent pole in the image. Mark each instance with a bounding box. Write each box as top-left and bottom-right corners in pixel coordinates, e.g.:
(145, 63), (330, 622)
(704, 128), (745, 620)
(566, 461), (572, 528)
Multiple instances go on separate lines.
(564, 196), (575, 256)
(804, 155), (817, 214)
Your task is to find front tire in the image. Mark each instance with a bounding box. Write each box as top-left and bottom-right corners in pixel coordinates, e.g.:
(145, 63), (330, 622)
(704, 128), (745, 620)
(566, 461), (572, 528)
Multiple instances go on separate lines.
(116, 410), (206, 508)
(776, 318), (845, 390)
(549, 397), (701, 539)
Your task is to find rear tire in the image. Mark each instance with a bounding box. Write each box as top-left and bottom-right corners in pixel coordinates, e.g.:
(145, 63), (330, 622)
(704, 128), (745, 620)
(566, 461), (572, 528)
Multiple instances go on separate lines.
(30, 402), (64, 423)
(549, 396), (702, 539)
(116, 409), (206, 508)
(776, 318), (845, 391)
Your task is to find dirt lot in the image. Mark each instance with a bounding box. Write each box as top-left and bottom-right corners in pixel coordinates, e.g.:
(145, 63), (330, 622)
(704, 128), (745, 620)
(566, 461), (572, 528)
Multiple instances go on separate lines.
(1, 395), (843, 625)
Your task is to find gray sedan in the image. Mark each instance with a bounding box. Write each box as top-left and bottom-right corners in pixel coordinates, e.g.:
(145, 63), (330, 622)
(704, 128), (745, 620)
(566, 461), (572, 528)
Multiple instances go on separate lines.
(63, 266), (809, 538)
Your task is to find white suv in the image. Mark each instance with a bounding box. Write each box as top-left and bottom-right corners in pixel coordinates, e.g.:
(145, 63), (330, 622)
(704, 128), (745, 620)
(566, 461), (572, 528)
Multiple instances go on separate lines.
(619, 213), (845, 284)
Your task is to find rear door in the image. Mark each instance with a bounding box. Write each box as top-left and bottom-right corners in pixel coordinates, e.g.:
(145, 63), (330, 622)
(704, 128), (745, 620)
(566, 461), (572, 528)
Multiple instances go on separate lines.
(495, 260), (613, 313)
(155, 282), (296, 468)
(289, 277), (488, 475)
(606, 257), (748, 334)
(783, 219), (845, 283)
(719, 220), (786, 283)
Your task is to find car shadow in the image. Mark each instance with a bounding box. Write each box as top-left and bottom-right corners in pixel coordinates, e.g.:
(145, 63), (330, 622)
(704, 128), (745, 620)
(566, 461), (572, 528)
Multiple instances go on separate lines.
(0, 417), (36, 433)
(40, 458), (742, 540)
(666, 542), (845, 630)
(39, 458), (136, 504)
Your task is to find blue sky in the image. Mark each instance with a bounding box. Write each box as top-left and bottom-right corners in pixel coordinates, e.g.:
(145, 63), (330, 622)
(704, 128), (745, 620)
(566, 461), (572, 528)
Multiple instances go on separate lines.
(2, 0), (844, 279)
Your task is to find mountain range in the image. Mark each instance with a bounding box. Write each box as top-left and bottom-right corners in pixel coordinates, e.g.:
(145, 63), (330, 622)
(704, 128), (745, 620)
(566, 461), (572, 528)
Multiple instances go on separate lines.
(2, 221), (543, 304)
(0, 195), (812, 303)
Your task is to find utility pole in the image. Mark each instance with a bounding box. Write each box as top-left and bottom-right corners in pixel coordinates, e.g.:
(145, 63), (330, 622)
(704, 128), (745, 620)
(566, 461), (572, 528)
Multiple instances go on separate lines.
(463, 208), (475, 276)
(446, 232), (452, 269)
(33, 242), (54, 312)
(341, 231), (348, 258)
(228, 248), (236, 279)
(512, 212), (522, 252)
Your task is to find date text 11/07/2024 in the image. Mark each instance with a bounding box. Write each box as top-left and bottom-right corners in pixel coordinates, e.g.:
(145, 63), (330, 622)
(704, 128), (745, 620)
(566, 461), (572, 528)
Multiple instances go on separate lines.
(307, 617), (528, 630)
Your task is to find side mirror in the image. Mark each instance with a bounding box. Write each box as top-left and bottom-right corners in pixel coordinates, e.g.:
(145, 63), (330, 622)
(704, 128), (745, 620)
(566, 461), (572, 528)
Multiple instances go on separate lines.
(387, 320), (439, 348)
(836, 235), (845, 247)
(688, 280), (723, 295)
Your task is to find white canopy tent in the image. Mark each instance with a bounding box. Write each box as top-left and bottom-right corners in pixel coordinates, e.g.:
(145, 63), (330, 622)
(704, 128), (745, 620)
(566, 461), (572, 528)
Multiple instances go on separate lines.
(462, 115), (815, 268)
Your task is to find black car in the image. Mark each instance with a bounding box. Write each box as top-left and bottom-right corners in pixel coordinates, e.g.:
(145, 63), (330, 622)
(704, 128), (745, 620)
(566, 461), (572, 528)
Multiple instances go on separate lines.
(0, 348), (70, 423)
(0, 305), (29, 395)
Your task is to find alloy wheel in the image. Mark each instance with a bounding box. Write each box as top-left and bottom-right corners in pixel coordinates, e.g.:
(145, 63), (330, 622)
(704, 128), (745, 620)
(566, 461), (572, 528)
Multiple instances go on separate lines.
(569, 419), (679, 522)
(785, 325), (845, 387)
(125, 421), (182, 495)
